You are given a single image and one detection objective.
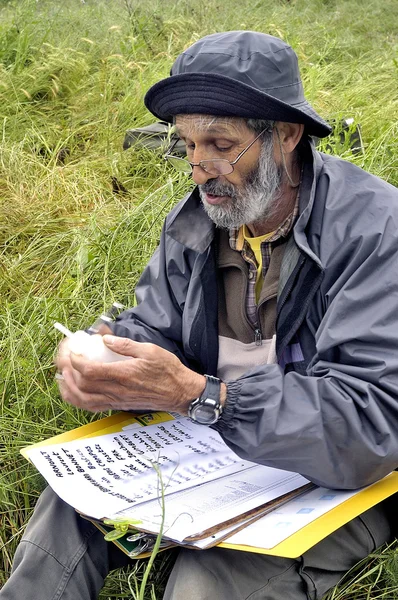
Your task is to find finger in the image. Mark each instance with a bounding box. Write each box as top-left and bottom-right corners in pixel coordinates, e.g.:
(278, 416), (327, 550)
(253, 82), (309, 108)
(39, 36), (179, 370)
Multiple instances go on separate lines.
(65, 353), (135, 395)
(68, 352), (135, 384)
(72, 366), (130, 397)
(56, 369), (78, 404)
(102, 335), (142, 356)
(59, 368), (117, 412)
(103, 335), (160, 359)
(68, 352), (112, 377)
(68, 351), (99, 373)
(55, 338), (73, 372)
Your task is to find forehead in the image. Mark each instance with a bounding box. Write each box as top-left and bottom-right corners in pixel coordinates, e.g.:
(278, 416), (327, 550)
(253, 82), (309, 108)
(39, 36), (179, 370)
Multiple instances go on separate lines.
(175, 114), (250, 137)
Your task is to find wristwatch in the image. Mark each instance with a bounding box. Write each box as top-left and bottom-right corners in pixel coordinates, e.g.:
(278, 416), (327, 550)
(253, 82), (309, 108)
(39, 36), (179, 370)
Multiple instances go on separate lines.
(188, 375), (222, 425)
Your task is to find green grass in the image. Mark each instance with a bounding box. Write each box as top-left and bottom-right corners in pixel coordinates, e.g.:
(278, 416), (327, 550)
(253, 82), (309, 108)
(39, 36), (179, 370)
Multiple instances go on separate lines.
(1, 0), (398, 597)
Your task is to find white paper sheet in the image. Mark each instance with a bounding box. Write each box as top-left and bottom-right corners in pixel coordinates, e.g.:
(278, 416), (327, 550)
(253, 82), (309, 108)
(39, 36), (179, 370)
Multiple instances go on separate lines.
(223, 485), (361, 549)
(115, 466), (309, 542)
(26, 414), (309, 538)
(26, 417), (259, 519)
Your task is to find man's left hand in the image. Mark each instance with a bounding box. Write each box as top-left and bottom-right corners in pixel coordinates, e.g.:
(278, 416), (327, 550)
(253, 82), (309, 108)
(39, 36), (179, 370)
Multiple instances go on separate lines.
(57, 335), (206, 414)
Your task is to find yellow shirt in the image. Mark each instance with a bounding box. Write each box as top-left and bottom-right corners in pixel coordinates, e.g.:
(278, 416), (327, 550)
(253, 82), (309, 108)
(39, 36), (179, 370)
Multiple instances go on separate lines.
(243, 225), (276, 303)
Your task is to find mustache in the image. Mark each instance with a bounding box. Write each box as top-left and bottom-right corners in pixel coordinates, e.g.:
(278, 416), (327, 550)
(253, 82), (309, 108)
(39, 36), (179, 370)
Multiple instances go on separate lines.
(200, 179), (236, 197)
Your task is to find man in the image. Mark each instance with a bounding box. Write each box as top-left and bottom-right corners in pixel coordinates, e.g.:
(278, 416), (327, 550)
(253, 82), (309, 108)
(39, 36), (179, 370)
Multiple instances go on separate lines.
(2, 30), (398, 600)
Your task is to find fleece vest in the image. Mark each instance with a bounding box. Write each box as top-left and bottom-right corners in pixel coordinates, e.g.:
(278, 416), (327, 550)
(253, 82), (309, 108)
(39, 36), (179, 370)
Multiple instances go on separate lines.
(216, 229), (287, 381)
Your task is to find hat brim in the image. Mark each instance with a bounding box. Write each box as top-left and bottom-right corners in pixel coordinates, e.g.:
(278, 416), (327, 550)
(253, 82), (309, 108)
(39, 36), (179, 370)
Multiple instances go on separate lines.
(145, 72), (331, 138)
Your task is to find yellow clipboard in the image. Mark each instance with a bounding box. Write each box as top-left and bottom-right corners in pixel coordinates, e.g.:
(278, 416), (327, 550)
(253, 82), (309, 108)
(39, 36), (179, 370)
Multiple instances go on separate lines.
(21, 414), (398, 559)
(219, 471), (398, 558)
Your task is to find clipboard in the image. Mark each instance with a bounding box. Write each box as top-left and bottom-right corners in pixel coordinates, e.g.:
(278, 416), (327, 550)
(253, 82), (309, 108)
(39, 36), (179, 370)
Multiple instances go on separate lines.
(21, 413), (398, 559)
(181, 483), (315, 543)
(219, 471), (398, 558)
(22, 412), (307, 542)
(82, 517), (176, 559)
(84, 473), (398, 559)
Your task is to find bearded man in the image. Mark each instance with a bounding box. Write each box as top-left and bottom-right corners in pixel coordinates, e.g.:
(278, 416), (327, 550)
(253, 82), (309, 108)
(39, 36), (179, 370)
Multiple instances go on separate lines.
(2, 30), (398, 600)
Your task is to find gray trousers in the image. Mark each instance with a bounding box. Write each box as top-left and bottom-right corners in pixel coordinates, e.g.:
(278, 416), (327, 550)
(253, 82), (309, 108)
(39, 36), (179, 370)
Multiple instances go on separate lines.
(0, 486), (392, 600)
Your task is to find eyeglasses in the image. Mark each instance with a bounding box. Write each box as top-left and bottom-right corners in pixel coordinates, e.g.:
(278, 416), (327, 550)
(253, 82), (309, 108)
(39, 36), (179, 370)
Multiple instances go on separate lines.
(164, 126), (272, 176)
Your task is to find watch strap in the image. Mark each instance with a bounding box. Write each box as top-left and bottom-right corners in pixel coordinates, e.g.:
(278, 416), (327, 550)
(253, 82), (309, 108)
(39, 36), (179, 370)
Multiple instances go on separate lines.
(200, 375), (221, 403)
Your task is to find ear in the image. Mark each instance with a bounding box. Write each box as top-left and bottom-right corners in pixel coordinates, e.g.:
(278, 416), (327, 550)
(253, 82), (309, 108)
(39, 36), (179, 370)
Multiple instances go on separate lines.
(274, 122), (304, 154)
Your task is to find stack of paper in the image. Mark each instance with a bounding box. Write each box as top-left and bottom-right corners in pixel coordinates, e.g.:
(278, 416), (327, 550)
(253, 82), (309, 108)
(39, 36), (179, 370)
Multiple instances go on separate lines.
(24, 413), (309, 544)
(22, 412), (398, 558)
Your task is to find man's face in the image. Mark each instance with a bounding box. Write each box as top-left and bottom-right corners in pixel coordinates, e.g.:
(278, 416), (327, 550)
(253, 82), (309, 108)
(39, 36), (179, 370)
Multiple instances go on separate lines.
(174, 114), (283, 229)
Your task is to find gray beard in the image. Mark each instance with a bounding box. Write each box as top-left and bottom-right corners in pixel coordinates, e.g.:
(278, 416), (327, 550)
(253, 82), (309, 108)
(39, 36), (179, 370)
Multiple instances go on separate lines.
(199, 134), (282, 230)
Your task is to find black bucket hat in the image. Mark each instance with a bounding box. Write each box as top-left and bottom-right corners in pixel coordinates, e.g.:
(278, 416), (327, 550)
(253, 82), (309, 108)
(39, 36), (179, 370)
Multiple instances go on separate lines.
(145, 31), (331, 138)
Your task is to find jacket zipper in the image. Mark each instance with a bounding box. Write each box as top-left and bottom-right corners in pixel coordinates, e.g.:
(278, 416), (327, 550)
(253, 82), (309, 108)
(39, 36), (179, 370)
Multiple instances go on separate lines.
(220, 260), (278, 348)
(254, 284), (279, 346)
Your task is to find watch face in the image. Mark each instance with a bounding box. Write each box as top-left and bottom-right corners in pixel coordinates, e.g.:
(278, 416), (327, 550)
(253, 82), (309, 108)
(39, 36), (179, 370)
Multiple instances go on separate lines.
(189, 376), (222, 425)
(194, 403), (217, 425)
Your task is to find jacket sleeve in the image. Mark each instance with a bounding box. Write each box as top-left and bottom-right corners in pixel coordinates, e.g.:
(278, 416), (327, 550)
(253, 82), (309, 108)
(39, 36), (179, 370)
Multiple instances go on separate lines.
(110, 220), (192, 366)
(215, 181), (398, 490)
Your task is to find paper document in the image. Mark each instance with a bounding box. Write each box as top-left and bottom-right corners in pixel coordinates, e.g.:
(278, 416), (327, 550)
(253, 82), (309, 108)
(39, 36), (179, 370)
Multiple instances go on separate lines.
(25, 416), (307, 525)
(23, 413), (398, 556)
(114, 465), (309, 542)
(224, 485), (361, 550)
(26, 417), (257, 518)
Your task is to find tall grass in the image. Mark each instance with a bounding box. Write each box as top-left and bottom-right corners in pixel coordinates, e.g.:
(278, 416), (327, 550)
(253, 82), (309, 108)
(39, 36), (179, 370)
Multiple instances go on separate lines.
(1, 0), (398, 597)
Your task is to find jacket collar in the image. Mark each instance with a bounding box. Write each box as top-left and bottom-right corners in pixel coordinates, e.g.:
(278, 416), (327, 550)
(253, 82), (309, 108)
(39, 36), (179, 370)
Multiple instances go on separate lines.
(292, 138), (324, 268)
(166, 187), (216, 253)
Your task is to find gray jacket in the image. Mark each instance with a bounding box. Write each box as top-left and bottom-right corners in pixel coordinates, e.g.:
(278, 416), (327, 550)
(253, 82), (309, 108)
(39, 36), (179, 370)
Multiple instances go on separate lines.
(112, 140), (398, 490)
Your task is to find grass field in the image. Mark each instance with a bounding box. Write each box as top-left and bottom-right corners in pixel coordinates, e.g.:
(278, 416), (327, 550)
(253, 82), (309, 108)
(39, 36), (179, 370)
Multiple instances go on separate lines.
(1, 0), (398, 597)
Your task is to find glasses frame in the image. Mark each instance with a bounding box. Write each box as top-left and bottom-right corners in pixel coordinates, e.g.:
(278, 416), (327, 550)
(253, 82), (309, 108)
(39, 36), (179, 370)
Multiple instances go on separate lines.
(164, 126), (272, 176)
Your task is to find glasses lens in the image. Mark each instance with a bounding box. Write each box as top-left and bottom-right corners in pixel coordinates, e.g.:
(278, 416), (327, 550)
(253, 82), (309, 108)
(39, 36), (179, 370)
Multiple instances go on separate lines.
(166, 156), (192, 174)
(200, 160), (233, 176)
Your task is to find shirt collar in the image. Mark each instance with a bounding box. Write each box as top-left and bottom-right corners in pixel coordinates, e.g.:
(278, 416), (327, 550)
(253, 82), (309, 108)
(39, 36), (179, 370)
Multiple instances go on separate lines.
(229, 191), (300, 252)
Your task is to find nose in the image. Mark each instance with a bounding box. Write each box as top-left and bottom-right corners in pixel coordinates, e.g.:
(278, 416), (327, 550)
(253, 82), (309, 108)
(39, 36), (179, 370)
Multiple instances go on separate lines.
(191, 164), (217, 186)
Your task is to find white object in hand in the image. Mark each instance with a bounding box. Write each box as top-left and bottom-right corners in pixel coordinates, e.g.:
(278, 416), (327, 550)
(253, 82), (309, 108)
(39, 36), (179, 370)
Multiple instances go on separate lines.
(54, 323), (130, 363)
